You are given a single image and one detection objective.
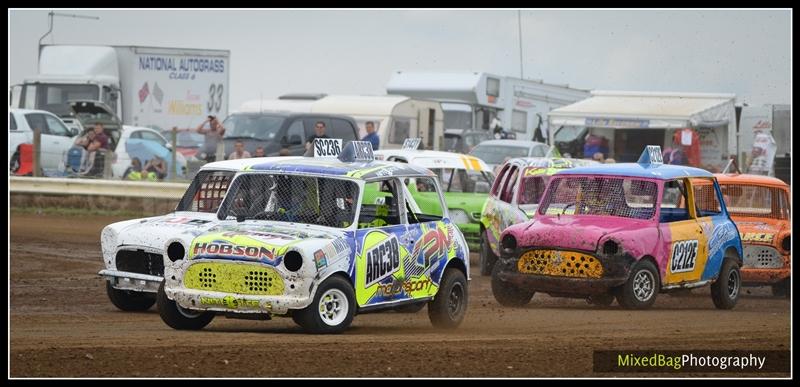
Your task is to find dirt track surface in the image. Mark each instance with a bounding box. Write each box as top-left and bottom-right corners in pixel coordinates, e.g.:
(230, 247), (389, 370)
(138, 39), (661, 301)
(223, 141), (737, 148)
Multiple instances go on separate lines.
(10, 212), (791, 377)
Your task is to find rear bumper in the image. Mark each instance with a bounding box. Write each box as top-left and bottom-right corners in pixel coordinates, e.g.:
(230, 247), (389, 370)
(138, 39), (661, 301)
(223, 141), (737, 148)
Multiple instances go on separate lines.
(99, 269), (162, 293)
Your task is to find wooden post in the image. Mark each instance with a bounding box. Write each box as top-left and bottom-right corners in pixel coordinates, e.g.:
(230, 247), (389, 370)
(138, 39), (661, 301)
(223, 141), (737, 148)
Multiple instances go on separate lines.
(32, 127), (41, 177)
(170, 127), (178, 181)
(103, 150), (114, 179)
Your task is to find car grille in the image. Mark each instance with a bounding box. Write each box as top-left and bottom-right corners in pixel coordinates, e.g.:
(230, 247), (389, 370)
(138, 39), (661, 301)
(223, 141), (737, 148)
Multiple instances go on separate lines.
(743, 245), (784, 269)
(115, 249), (164, 276)
(517, 249), (604, 278)
(183, 262), (285, 296)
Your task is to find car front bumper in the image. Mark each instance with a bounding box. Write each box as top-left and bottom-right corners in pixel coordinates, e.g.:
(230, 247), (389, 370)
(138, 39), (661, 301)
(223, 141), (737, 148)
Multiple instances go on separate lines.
(495, 247), (634, 296)
(741, 267), (790, 285)
(455, 222), (481, 250)
(99, 269), (162, 293)
(165, 287), (309, 315)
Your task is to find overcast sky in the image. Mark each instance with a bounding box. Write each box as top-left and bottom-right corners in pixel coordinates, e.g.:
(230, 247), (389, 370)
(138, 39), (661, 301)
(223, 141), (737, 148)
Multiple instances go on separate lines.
(8, 9), (791, 110)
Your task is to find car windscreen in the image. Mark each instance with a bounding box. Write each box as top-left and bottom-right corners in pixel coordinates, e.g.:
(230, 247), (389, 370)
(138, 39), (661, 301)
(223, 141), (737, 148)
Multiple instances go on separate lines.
(470, 145), (529, 165)
(223, 114), (286, 141)
(518, 175), (548, 205)
(218, 174), (360, 228)
(171, 131), (205, 147)
(176, 170), (236, 213)
(719, 184), (789, 220)
(539, 176), (658, 220)
(34, 84), (100, 116)
(430, 168), (493, 193)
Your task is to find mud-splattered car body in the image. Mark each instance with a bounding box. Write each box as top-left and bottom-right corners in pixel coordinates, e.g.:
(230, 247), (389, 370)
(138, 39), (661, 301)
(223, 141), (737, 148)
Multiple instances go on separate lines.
(710, 173), (790, 296)
(98, 159), (266, 311)
(477, 157), (598, 275)
(492, 147), (744, 309)
(153, 143), (470, 333)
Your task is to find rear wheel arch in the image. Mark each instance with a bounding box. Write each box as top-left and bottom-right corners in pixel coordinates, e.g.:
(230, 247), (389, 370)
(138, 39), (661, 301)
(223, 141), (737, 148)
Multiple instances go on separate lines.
(724, 246), (742, 265)
(445, 256), (468, 279)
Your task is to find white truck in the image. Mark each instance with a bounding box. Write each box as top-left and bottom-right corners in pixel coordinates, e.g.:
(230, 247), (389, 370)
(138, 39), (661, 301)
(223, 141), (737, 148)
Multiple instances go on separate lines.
(10, 44), (231, 132)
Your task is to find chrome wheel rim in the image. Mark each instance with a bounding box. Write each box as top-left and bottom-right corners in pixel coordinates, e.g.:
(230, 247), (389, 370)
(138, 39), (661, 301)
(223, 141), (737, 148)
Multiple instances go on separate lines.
(633, 270), (655, 302)
(727, 269), (740, 299)
(318, 288), (348, 326)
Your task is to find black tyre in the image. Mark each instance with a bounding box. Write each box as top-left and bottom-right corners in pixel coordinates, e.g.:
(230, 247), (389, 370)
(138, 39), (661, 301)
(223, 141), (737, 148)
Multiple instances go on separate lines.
(106, 281), (156, 311)
(157, 282), (214, 330)
(428, 268), (468, 328)
(491, 263), (535, 307)
(711, 258), (740, 309)
(615, 259), (660, 310)
(479, 230), (499, 276)
(293, 275), (355, 334)
(771, 278), (790, 298)
(587, 292), (615, 307)
(394, 302), (426, 313)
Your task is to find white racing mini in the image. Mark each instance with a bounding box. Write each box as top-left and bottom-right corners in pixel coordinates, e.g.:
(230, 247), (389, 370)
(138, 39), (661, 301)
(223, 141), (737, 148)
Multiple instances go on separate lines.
(99, 160), (251, 311)
(104, 140), (470, 333)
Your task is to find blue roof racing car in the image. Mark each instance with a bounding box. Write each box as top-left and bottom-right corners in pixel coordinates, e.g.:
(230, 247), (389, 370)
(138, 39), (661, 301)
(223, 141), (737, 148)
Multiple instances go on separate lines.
(156, 141), (470, 333)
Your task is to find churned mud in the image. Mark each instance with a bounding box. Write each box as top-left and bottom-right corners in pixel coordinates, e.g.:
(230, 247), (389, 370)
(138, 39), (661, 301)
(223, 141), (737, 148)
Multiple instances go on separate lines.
(10, 213), (790, 377)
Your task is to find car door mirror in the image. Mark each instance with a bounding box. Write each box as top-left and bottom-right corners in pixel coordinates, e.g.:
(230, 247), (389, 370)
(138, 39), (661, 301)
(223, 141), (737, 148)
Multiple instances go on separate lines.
(288, 134), (302, 145)
(69, 127), (80, 137)
(165, 142), (173, 150)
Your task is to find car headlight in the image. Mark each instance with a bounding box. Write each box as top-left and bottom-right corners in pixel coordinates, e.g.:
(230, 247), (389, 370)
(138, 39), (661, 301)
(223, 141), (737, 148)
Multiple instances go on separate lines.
(780, 234), (791, 253)
(448, 209), (470, 224)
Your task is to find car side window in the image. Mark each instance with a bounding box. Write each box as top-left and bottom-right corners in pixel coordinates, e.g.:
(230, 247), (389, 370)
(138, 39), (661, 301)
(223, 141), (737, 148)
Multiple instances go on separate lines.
(138, 130), (167, 147)
(500, 166), (519, 203)
(24, 113), (47, 134)
(304, 118), (332, 138)
(405, 176), (444, 223)
(359, 179), (404, 228)
(660, 179), (691, 222)
(691, 178), (722, 217)
(531, 145), (545, 157)
(284, 120), (305, 145)
(43, 114), (71, 137)
(10, 113), (17, 131)
(491, 164), (510, 197)
(331, 119), (357, 141)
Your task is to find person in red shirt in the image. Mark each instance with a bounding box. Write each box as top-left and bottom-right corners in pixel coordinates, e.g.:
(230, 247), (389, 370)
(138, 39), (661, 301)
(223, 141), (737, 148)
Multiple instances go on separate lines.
(672, 128), (700, 167)
(87, 123), (110, 151)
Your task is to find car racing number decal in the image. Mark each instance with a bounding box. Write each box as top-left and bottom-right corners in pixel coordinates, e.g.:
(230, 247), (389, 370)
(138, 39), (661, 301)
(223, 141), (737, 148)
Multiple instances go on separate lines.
(314, 138), (342, 158)
(669, 240), (699, 273)
(365, 235), (401, 287)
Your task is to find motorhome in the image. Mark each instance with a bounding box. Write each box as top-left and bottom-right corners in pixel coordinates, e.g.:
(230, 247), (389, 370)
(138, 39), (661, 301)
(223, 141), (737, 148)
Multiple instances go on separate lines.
(385, 71), (590, 141)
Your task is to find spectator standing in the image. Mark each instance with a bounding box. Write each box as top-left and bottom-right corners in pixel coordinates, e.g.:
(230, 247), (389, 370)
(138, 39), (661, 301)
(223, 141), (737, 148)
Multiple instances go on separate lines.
(361, 121), (380, 150)
(254, 146), (266, 157)
(305, 121), (330, 151)
(196, 115), (226, 163)
(228, 140), (252, 160)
